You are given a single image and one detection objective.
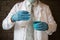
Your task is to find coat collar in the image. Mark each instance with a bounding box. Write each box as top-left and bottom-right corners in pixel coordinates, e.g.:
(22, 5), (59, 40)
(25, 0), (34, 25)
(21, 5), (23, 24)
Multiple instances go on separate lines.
(24, 0), (37, 6)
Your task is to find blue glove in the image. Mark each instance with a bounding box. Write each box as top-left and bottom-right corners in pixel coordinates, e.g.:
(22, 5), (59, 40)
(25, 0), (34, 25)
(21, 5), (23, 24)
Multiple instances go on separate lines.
(33, 21), (48, 31)
(11, 10), (31, 22)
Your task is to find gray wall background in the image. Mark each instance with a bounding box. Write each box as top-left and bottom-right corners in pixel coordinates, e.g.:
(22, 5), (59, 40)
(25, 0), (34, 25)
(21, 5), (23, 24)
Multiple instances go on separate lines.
(0, 0), (60, 40)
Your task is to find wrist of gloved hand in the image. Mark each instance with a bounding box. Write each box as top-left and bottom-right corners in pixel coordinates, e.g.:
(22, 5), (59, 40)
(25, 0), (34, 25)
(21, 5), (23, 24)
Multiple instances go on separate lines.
(11, 13), (18, 22)
(33, 21), (48, 31)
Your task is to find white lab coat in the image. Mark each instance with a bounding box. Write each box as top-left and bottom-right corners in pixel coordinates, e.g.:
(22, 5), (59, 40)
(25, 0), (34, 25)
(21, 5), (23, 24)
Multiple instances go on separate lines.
(2, 1), (57, 40)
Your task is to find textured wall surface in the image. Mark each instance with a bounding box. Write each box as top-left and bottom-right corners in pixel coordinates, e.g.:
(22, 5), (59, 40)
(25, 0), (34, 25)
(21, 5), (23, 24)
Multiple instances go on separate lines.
(0, 0), (60, 40)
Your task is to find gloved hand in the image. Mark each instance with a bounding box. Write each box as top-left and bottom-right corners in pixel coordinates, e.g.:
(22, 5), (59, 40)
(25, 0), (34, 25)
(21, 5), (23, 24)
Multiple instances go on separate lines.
(11, 10), (31, 22)
(33, 21), (48, 31)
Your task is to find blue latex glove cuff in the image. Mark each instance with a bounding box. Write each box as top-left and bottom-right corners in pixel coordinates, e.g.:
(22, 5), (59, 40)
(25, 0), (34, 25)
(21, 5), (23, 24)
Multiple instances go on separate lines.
(33, 21), (48, 31)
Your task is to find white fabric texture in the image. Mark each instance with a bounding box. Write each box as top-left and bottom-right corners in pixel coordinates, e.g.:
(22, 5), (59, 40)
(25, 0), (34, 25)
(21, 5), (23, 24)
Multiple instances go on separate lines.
(2, 1), (57, 40)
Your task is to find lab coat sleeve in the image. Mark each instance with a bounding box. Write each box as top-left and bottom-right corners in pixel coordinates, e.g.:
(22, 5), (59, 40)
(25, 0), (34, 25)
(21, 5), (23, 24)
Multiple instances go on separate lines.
(2, 3), (18, 30)
(46, 6), (57, 35)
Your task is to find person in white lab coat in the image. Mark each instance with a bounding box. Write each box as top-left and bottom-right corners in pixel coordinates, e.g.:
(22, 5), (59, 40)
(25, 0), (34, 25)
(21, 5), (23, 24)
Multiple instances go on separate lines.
(2, 0), (57, 40)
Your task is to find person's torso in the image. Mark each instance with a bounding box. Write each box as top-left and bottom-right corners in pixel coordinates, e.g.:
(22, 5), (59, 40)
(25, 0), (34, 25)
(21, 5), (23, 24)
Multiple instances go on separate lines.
(14, 1), (48, 40)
